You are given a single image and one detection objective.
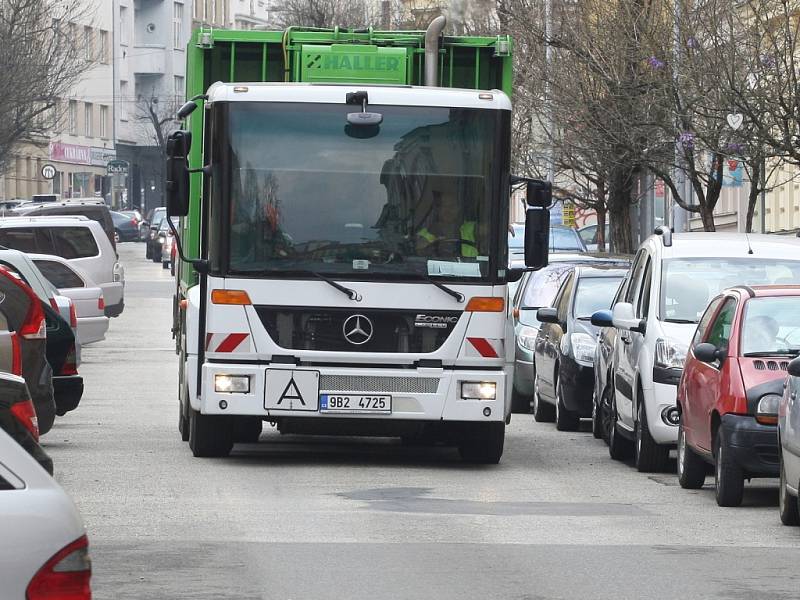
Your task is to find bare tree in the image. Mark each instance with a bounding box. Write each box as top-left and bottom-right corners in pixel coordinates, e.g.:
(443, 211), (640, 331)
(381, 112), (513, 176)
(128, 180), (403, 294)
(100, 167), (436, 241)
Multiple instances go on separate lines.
(272, 0), (376, 28)
(135, 95), (179, 158)
(0, 0), (92, 172)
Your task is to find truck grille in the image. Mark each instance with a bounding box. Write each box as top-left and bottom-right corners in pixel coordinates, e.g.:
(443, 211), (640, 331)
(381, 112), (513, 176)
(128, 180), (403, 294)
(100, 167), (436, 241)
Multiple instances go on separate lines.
(319, 375), (439, 394)
(255, 306), (461, 353)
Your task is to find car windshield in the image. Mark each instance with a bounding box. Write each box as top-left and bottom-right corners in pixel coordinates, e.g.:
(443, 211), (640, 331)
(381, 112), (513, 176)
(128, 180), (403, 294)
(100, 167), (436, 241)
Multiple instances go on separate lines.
(220, 103), (508, 281)
(509, 226), (586, 254)
(741, 296), (800, 356)
(661, 258), (800, 324)
(518, 264), (574, 326)
(573, 276), (624, 318)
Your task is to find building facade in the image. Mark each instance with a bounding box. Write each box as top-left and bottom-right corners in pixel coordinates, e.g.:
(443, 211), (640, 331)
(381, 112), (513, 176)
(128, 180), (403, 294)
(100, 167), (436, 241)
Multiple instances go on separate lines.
(1, 0), (115, 202)
(192, 0), (272, 29)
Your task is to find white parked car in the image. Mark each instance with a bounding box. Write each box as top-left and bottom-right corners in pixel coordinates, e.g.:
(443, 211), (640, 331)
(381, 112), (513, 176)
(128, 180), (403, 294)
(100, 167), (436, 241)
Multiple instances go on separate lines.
(0, 216), (125, 318)
(598, 228), (800, 472)
(0, 427), (92, 598)
(30, 254), (110, 345)
(780, 357), (800, 526)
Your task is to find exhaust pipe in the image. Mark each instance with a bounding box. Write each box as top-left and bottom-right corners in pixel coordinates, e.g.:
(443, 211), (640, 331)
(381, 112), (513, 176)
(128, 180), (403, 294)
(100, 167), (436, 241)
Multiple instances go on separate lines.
(424, 15), (447, 87)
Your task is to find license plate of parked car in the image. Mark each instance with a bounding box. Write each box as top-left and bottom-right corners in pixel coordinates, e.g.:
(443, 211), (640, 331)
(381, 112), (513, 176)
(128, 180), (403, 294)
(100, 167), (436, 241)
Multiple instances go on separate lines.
(319, 394), (392, 414)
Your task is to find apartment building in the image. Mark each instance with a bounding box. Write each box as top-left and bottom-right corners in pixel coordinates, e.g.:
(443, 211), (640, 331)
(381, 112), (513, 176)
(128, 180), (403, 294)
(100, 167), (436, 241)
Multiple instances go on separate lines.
(1, 1), (115, 201)
(193, 0), (272, 29)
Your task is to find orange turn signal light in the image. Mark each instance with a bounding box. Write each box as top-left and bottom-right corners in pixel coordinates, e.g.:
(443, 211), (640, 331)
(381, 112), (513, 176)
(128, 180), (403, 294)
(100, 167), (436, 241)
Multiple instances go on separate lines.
(755, 415), (778, 426)
(211, 289), (252, 305)
(465, 297), (505, 312)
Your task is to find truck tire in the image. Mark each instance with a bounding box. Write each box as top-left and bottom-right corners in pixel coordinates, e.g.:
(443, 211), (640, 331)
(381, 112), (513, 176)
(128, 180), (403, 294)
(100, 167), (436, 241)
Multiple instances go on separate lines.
(178, 387), (190, 442)
(634, 401), (670, 472)
(458, 423), (505, 464)
(779, 453), (800, 526)
(188, 408), (234, 457)
(677, 422), (705, 489)
(555, 376), (580, 432)
(532, 373), (555, 423)
(234, 417), (263, 443)
(714, 428), (744, 507)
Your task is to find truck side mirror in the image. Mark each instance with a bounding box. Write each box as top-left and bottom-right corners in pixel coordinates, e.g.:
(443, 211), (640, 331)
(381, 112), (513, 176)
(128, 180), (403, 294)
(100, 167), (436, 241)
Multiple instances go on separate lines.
(166, 130), (192, 218)
(524, 179), (551, 270)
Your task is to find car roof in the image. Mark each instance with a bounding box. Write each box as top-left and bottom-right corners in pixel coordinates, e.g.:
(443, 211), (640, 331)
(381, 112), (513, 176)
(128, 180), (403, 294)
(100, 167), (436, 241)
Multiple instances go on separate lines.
(729, 284), (800, 298)
(647, 232), (800, 259)
(0, 215), (91, 225)
(574, 265), (629, 277)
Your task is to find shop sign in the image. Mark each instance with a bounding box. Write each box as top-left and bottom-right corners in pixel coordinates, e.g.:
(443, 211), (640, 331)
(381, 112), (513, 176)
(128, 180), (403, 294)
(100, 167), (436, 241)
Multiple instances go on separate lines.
(49, 142), (91, 165)
(91, 147), (117, 167)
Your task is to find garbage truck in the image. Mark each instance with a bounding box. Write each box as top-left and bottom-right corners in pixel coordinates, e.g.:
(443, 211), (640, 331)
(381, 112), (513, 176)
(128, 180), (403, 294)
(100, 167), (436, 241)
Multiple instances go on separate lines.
(166, 17), (551, 463)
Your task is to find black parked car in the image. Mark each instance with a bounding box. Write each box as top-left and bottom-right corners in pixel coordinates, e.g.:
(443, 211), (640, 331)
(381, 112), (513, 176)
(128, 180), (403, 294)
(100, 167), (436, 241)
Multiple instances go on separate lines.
(0, 372), (53, 474)
(110, 210), (141, 242)
(533, 265), (627, 431)
(41, 302), (83, 417)
(145, 207), (167, 261)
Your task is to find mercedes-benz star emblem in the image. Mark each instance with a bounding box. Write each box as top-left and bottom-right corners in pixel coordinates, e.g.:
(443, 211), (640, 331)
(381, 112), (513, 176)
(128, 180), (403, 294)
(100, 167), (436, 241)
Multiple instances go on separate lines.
(343, 314), (373, 345)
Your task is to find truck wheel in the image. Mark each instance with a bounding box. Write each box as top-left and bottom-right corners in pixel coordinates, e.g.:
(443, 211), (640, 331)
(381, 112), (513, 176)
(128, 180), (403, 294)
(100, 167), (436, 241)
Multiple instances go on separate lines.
(555, 376), (580, 432)
(608, 396), (633, 461)
(178, 388), (190, 442)
(234, 417), (263, 443)
(779, 453), (800, 526)
(634, 401), (670, 472)
(532, 373), (555, 423)
(188, 408), (234, 457)
(458, 423), (505, 464)
(714, 428), (744, 507)
(677, 422), (705, 489)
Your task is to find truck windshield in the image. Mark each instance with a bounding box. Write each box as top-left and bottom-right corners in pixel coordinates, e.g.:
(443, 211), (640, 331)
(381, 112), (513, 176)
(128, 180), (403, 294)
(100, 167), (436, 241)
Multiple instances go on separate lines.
(217, 102), (508, 281)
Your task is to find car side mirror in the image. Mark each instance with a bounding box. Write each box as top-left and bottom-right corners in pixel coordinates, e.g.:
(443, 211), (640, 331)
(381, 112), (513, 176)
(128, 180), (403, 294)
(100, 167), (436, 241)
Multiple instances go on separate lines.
(591, 309), (613, 327)
(693, 342), (723, 363)
(788, 356), (800, 377)
(612, 302), (646, 334)
(521, 179), (551, 270)
(165, 130), (191, 218)
(536, 307), (560, 325)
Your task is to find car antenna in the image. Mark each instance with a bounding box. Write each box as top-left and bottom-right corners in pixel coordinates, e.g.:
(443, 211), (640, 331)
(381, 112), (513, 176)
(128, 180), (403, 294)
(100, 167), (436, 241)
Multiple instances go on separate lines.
(745, 231), (754, 255)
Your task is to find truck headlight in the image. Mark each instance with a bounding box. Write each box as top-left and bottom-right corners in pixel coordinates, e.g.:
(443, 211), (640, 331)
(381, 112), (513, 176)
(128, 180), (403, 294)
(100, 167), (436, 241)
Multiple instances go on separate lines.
(517, 325), (538, 352)
(654, 338), (688, 370)
(215, 374), (250, 393)
(570, 332), (596, 366)
(756, 394), (781, 425)
(461, 381), (497, 400)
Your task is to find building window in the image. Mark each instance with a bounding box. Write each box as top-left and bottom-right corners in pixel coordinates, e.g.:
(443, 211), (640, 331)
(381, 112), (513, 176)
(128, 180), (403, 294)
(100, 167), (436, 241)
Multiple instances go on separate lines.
(174, 2), (184, 49)
(52, 101), (62, 131)
(68, 100), (77, 135)
(99, 30), (109, 64)
(119, 81), (129, 121)
(120, 6), (129, 45)
(174, 75), (184, 99)
(84, 26), (93, 61)
(84, 103), (93, 137)
(100, 105), (108, 139)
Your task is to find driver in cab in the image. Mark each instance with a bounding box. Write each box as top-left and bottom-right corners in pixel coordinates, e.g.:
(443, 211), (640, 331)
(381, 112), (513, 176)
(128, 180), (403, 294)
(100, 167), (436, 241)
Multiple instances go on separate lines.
(415, 194), (478, 258)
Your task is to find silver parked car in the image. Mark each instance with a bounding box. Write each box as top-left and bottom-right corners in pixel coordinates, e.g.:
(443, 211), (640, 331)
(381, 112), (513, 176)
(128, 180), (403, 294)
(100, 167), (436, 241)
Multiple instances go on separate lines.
(0, 427), (92, 598)
(779, 357), (800, 526)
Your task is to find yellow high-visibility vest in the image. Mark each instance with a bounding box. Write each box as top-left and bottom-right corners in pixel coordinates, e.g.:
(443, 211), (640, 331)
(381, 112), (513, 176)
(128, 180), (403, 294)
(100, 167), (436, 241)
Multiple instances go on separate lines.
(418, 221), (477, 257)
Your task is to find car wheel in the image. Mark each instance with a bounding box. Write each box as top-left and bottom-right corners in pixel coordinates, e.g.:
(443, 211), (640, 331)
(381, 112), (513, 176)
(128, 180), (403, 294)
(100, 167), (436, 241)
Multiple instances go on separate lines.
(608, 394), (633, 461)
(714, 428), (744, 507)
(591, 391), (603, 439)
(532, 372), (555, 423)
(171, 261), (175, 276)
(677, 421), (706, 489)
(162, 260), (170, 270)
(188, 408), (234, 458)
(152, 252), (161, 263)
(145, 245), (151, 259)
(634, 401), (671, 472)
(555, 374), (580, 432)
(779, 452), (800, 525)
(458, 422), (505, 464)
(600, 385), (615, 444)
(511, 387), (530, 414)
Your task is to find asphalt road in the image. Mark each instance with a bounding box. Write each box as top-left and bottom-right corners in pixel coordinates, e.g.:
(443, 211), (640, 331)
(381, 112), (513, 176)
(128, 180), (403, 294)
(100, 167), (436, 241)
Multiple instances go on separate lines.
(44, 244), (800, 600)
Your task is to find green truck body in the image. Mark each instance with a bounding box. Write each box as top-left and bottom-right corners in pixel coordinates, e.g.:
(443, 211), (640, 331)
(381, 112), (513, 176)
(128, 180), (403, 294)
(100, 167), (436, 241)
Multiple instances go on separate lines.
(179, 26), (513, 289)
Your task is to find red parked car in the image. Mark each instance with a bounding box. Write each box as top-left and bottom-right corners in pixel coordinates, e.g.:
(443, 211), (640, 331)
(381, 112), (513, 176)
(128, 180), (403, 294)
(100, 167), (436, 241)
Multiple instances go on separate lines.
(677, 285), (800, 506)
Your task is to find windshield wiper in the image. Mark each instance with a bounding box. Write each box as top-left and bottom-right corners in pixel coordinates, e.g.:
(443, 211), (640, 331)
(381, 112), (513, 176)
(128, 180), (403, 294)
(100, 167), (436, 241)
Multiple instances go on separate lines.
(311, 271), (361, 301)
(743, 350), (800, 357)
(664, 318), (698, 324)
(405, 273), (465, 303)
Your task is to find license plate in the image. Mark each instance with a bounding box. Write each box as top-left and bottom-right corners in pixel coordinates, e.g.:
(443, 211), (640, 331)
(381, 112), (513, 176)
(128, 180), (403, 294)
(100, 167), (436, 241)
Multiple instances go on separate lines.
(320, 394), (392, 414)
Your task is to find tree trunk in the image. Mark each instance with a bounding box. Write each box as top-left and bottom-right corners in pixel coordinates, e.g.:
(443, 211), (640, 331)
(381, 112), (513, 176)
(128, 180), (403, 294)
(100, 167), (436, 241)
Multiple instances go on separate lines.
(607, 166), (634, 254)
(745, 160), (762, 233)
(596, 206), (607, 252)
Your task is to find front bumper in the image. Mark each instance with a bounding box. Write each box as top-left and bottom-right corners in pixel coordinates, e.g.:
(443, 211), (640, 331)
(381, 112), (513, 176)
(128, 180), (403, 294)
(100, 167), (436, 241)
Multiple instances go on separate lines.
(560, 359), (594, 416)
(720, 413), (780, 477)
(198, 363), (509, 424)
(513, 353), (534, 396)
(645, 381), (680, 445)
(53, 375), (84, 416)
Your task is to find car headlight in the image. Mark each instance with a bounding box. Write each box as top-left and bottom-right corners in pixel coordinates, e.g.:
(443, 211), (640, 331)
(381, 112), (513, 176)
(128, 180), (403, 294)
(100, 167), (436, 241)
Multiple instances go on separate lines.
(571, 332), (596, 366)
(214, 374), (250, 393)
(517, 325), (538, 352)
(461, 381), (497, 400)
(655, 338), (688, 370)
(756, 394), (781, 425)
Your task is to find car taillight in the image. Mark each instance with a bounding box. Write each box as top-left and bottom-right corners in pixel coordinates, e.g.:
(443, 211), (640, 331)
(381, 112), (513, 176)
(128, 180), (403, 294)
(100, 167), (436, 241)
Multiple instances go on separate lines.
(10, 398), (39, 441)
(26, 534), (92, 600)
(98, 295), (105, 311)
(69, 302), (78, 328)
(61, 344), (78, 376)
(21, 304), (46, 340)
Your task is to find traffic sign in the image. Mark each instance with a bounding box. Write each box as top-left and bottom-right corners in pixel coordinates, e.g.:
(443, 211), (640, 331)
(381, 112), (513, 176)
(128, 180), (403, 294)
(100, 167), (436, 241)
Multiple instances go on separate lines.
(41, 164), (57, 180)
(107, 160), (129, 175)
